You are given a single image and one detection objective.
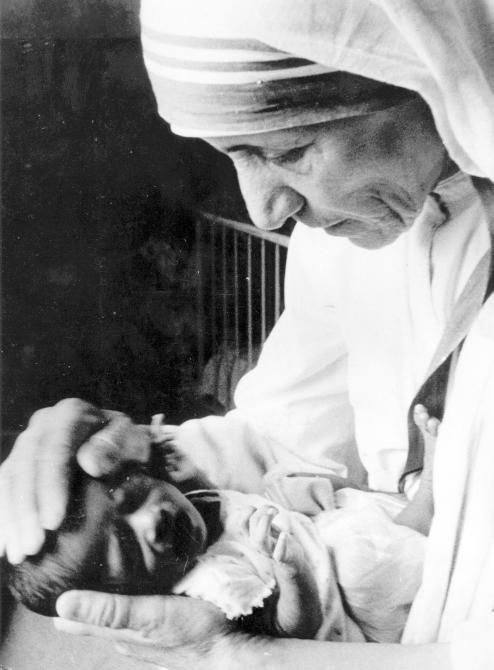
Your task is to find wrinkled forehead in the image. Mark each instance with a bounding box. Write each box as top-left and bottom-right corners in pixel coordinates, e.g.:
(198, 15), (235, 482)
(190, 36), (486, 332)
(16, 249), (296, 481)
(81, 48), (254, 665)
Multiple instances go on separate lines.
(140, 0), (414, 139)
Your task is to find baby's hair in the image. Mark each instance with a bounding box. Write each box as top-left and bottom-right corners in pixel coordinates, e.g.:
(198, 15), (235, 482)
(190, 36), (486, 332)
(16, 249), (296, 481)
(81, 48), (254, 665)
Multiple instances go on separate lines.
(6, 473), (106, 616)
(8, 532), (92, 617)
(6, 467), (151, 617)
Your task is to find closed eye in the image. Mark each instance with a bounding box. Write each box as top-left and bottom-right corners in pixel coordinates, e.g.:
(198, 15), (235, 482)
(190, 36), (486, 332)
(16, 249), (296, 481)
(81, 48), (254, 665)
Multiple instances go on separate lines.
(268, 144), (312, 167)
(111, 475), (152, 514)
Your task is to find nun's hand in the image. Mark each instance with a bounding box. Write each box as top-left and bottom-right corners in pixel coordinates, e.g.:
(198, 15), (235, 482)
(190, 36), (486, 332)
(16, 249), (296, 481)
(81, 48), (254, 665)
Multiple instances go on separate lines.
(0, 398), (150, 564)
(54, 591), (239, 670)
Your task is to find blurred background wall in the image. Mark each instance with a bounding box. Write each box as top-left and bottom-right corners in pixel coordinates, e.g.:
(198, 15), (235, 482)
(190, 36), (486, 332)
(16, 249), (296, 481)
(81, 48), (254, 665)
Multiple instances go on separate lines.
(1, 0), (247, 435)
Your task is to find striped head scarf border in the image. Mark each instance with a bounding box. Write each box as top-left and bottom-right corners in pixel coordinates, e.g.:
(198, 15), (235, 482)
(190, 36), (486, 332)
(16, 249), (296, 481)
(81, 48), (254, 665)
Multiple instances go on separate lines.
(141, 23), (414, 137)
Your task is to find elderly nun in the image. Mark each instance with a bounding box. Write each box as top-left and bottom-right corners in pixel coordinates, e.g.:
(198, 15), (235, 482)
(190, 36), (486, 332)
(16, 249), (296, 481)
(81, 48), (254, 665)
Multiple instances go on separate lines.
(1, 1), (494, 669)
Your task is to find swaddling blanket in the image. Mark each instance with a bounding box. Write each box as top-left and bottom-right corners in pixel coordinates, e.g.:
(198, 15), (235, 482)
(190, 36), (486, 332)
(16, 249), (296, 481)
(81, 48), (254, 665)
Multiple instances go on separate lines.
(173, 485), (425, 643)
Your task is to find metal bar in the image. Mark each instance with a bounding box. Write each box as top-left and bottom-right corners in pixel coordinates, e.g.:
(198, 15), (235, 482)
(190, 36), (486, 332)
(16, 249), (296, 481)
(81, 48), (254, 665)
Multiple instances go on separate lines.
(274, 243), (281, 320)
(261, 238), (266, 343)
(247, 234), (253, 368)
(200, 211), (290, 248)
(210, 224), (216, 354)
(195, 219), (205, 375)
(195, 212), (290, 380)
(221, 224), (228, 350)
(233, 230), (240, 357)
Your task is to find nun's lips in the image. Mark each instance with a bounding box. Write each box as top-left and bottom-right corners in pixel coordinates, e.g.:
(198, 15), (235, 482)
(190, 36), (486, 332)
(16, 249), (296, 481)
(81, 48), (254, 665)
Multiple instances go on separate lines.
(297, 203), (410, 235)
(296, 212), (367, 232)
(295, 182), (417, 232)
(322, 219), (366, 236)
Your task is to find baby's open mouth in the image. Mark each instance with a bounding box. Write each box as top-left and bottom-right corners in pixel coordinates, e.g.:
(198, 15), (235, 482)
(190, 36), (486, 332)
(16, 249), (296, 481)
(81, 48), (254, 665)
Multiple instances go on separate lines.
(172, 511), (196, 560)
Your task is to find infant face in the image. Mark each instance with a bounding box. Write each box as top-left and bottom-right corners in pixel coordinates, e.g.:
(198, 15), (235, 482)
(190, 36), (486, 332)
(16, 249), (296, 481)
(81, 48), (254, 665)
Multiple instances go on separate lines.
(7, 470), (210, 616)
(78, 471), (209, 592)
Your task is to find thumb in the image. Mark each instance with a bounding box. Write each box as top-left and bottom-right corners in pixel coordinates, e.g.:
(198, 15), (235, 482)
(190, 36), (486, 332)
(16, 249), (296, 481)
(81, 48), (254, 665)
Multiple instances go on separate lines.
(55, 591), (228, 646)
(56, 590), (162, 630)
(77, 414), (151, 478)
(55, 591), (170, 643)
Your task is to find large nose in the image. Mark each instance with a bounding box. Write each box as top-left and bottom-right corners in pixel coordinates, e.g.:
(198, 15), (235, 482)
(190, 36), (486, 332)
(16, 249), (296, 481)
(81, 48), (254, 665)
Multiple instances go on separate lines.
(235, 164), (304, 230)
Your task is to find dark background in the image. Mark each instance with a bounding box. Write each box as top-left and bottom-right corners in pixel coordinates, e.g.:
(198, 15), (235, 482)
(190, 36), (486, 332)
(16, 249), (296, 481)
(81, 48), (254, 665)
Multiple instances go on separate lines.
(1, 0), (248, 435)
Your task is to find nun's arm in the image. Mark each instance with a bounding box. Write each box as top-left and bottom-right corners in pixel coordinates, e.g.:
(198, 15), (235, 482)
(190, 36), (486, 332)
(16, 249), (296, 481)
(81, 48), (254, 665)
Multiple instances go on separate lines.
(53, 590), (454, 670)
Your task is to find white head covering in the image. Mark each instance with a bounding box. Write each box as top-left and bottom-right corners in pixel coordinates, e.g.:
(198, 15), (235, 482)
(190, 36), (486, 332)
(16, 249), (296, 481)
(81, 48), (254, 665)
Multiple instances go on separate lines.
(141, 0), (494, 180)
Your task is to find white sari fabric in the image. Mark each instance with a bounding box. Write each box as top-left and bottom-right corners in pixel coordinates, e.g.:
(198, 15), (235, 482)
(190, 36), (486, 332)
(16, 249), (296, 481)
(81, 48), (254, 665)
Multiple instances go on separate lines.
(141, 0), (494, 180)
(403, 295), (494, 644)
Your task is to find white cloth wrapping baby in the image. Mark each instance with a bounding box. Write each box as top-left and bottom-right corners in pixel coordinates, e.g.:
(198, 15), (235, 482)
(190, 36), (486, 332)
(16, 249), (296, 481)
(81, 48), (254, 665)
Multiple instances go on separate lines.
(172, 486), (425, 643)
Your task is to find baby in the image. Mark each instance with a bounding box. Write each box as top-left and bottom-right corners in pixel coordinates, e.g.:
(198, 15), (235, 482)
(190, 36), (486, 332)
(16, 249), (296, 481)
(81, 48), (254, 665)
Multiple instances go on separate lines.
(6, 463), (358, 640)
(7, 407), (438, 643)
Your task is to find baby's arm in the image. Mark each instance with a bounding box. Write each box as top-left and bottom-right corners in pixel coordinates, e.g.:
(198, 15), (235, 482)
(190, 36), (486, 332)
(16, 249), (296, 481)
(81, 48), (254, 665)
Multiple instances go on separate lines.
(245, 507), (322, 639)
(394, 405), (439, 536)
(149, 415), (215, 492)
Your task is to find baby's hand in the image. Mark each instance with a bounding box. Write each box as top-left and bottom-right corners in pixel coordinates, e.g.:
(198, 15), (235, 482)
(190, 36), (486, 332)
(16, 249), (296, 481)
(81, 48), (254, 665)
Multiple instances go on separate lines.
(246, 506), (304, 570)
(413, 404), (440, 488)
(247, 506), (321, 638)
(150, 423), (212, 491)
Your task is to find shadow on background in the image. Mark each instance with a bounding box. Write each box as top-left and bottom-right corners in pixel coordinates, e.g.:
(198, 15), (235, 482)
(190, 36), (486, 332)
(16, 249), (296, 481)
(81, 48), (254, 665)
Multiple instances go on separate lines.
(2, 0), (246, 435)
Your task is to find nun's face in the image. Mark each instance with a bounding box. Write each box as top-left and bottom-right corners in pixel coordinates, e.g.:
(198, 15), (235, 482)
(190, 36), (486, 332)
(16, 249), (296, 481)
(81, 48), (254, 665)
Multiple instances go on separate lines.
(206, 97), (452, 249)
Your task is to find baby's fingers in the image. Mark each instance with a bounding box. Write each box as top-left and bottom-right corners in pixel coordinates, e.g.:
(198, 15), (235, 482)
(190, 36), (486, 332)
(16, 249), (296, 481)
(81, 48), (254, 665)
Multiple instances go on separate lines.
(273, 531), (304, 569)
(273, 531), (288, 563)
(248, 506), (278, 555)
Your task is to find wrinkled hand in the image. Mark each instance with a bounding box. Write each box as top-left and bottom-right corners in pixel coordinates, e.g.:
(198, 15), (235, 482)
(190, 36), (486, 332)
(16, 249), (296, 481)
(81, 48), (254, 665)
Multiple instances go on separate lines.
(0, 398), (150, 563)
(54, 590), (235, 670)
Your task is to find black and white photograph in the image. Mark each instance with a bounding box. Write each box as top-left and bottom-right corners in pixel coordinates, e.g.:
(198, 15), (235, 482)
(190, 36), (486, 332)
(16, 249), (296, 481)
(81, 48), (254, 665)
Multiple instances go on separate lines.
(1, 1), (494, 669)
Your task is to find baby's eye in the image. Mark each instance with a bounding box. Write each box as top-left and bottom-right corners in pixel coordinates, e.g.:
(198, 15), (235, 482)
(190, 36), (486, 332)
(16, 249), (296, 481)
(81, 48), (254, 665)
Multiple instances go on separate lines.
(112, 477), (151, 514)
(268, 144), (311, 167)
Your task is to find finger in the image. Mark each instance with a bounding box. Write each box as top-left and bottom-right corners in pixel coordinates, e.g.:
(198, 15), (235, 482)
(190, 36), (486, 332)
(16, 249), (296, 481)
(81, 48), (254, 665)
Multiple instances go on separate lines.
(15, 456), (46, 556)
(56, 590), (168, 636)
(9, 428), (48, 556)
(0, 465), (12, 558)
(413, 404), (429, 431)
(26, 406), (52, 428)
(56, 591), (227, 647)
(0, 467), (26, 564)
(157, 426), (180, 442)
(0, 511), (5, 557)
(248, 506), (277, 553)
(426, 417), (441, 437)
(37, 399), (106, 530)
(273, 531), (288, 563)
(55, 591), (149, 644)
(77, 416), (151, 478)
(1, 430), (44, 561)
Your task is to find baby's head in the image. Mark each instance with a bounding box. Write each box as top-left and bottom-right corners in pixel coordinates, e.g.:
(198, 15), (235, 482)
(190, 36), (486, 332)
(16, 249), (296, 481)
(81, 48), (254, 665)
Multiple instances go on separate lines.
(7, 467), (209, 616)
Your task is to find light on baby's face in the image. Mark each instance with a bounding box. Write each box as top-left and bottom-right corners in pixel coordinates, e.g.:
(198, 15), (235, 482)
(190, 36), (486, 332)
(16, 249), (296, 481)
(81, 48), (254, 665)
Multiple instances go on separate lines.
(84, 473), (208, 593)
(206, 96), (450, 249)
(7, 471), (209, 616)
